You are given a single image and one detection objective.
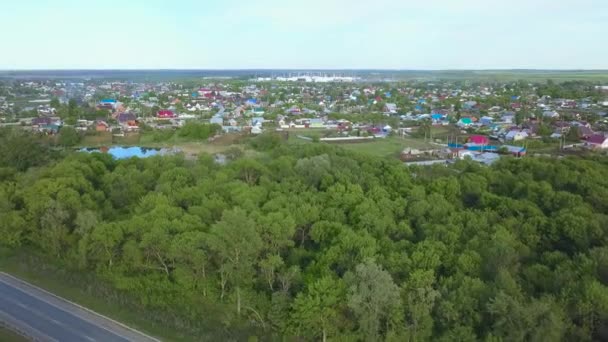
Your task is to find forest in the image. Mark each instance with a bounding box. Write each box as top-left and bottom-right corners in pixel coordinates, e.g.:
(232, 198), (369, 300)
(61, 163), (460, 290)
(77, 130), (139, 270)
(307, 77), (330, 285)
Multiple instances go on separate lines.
(1, 130), (608, 341)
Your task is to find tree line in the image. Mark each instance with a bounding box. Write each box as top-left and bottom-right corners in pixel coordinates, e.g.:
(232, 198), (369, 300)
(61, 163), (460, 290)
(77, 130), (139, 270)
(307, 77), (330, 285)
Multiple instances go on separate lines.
(1, 131), (608, 340)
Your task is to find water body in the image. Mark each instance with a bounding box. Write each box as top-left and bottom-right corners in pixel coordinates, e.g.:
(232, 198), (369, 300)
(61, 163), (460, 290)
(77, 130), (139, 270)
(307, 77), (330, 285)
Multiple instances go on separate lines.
(79, 146), (174, 159)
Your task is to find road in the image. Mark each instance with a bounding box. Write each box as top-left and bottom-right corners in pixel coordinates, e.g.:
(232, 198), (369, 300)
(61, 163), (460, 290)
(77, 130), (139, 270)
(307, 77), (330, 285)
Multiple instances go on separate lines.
(0, 272), (160, 342)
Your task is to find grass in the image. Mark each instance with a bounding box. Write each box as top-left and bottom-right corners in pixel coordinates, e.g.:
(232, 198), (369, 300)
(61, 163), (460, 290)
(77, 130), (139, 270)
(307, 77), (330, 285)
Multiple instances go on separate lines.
(338, 136), (436, 157)
(0, 248), (190, 342)
(285, 128), (439, 158)
(0, 327), (27, 342)
(79, 132), (244, 158)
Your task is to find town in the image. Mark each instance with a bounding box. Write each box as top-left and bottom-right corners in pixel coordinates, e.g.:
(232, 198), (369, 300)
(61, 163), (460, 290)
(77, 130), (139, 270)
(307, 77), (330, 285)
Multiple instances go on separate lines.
(1, 74), (608, 165)
(3, 0), (608, 340)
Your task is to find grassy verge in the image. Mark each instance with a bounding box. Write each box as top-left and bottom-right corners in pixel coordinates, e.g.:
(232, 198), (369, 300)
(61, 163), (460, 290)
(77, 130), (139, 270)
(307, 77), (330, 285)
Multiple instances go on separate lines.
(0, 327), (27, 342)
(0, 248), (191, 342)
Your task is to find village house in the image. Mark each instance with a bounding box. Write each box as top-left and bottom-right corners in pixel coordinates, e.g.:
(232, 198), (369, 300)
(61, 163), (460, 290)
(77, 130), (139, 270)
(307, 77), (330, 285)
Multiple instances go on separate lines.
(251, 117), (264, 127)
(501, 113), (515, 124)
(543, 110), (560, 119)
(96, 120), (109, 132)
(585, 134), (608, 149)
(157, 110), (176, 119)
(468, 135), (490, 145)
(117, 113), (139, 131)
(576, 125), (595, 139)
(384, 103), (398, 114)
(505, 130), (528, 141)
(210, 116), (223, 125)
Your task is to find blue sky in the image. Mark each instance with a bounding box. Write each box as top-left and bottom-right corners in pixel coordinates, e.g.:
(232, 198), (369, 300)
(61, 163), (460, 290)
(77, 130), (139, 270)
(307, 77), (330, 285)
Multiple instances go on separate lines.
(1, 0), (606, 69)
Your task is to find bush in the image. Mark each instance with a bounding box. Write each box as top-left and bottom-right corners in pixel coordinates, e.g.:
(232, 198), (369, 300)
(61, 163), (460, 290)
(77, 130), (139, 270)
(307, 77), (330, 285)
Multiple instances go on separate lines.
(224, 147), (244, 161)
(178, 122), (221, 140)
(151, 130), (175, 142)
(58, 127), (81, 147)
(249, 133), (283, 151)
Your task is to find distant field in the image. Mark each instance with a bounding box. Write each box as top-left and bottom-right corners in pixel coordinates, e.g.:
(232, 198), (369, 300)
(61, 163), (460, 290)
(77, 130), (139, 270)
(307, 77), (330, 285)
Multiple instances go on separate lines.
(3, 69), (608, 82)
(428, 70), (608, 82)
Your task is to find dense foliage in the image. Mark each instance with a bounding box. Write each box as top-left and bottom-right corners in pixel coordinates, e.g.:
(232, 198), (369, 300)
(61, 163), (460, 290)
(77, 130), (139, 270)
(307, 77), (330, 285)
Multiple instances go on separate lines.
(2, 138), (608, 341)
(177, 122), (221, 140)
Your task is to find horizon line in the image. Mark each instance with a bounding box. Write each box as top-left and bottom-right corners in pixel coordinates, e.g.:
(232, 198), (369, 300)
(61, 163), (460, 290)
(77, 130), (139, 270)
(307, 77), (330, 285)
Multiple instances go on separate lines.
(1, 68), (608, 72)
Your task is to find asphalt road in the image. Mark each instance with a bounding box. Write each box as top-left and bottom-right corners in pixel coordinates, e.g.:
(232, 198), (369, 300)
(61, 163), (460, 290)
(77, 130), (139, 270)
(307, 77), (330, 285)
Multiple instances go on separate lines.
(0, 272), (160, 342)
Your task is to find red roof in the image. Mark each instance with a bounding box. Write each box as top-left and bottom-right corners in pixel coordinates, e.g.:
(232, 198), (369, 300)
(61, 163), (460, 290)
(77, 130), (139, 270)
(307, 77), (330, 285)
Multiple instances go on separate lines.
(469, 135), (490, 145)
(587, 134), (607, 144)
(157, 110), (176, 118)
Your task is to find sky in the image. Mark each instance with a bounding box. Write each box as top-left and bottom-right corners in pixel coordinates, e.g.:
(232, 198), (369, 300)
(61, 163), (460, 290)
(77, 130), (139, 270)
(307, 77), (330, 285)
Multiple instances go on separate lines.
(1, 0), (606, 70)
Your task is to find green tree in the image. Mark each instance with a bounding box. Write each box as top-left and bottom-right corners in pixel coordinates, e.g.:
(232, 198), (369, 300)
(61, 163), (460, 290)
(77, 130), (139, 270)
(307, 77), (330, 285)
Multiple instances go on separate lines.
(346, 260), (403, 341)
(50, 97), (60, 109)
(566, 126), (581, 142)
(208, 208), (263, 315)
(290, 276), (345, 342)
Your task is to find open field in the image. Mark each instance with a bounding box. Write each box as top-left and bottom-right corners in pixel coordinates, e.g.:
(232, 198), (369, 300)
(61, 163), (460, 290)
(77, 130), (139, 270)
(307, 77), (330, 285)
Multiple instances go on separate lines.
(79, 132), (244, 157)
(288, 131), (438, 158)
(339, 136), (437, 157)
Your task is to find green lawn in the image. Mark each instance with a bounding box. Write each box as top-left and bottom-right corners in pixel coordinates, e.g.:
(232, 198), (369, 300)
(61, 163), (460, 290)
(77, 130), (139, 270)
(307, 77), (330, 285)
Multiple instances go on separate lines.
(336, 136), (436, 158)
(0, 327), (27, 342)
(0, 248), (190, 342)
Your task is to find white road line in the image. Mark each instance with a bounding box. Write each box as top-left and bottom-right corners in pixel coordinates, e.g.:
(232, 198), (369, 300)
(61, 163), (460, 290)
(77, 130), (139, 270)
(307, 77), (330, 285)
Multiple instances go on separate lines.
(0, 307), (59, 342)
(84, 335), (97, 342)
(0, 274), (155, 341)
(2, 294), (99, 341)
(50, 319), (65, 327)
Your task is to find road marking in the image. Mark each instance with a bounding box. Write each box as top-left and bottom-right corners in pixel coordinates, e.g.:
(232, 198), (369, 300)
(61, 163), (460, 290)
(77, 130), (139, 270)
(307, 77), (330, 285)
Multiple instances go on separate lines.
(84, 335), (97, 341)
(0, 273), (161, 341)
(0, 307), (59, 342)
(2, 292), (97, 341)
(50, 318), (65, 327)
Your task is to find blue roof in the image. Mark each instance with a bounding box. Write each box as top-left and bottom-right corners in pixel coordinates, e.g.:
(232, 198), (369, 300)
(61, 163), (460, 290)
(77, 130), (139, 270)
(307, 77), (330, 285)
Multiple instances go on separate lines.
(504, 145), (526, 153)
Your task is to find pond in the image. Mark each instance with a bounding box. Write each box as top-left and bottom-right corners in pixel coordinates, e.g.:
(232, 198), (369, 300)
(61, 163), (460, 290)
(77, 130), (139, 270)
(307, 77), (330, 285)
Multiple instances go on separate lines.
(79, 146), (177, 159)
